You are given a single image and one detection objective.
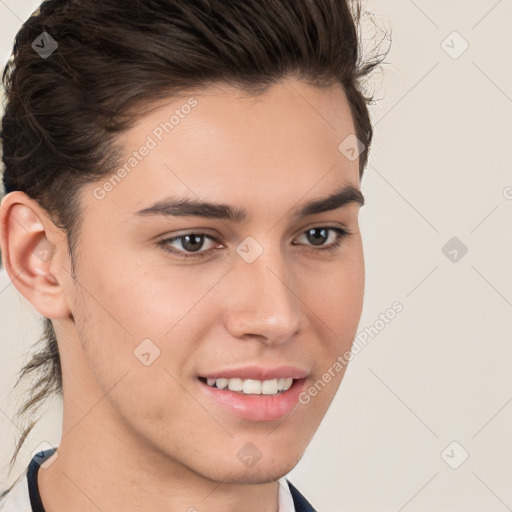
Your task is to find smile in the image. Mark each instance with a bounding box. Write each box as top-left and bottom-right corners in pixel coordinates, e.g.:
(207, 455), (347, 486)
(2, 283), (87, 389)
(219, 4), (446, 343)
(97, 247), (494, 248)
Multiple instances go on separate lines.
(199, 377), (294, 395)
(197, 377), (307, 422)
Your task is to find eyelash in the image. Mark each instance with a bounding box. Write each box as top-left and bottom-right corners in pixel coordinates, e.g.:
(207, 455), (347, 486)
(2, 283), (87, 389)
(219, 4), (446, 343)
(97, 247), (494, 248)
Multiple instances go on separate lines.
(157, 226), (350, 259)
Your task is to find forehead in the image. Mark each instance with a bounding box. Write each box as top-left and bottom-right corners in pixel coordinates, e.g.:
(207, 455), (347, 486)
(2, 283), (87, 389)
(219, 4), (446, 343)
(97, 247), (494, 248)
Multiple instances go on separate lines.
(82, 79), (360, 218)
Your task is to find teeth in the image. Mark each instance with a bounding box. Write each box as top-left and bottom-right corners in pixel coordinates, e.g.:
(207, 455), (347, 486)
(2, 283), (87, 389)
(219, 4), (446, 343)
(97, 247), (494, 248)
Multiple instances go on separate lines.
(227, 378), (243, 392)
(204, 377), (294, 395)
(261, 379), (278, 395)
(243, 379), (261, 394)
(216, 378), (228, 390)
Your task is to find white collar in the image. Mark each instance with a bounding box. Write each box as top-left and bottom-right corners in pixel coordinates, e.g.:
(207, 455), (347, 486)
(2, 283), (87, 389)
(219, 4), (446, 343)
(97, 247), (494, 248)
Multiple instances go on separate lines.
(278, 477), (296, 512)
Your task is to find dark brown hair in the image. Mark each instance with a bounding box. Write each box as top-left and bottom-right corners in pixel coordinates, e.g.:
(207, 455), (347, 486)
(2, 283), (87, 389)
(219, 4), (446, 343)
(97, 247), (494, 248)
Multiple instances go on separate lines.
(0, 0), (388, 498)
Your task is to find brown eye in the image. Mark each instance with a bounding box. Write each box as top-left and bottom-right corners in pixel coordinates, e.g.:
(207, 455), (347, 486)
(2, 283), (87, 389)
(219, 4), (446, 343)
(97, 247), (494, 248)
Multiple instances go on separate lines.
(305, 228), (330, 246)
(293, 227), (350, 252)
(176, 234), (206, 252)
(158, 233), (218, 258)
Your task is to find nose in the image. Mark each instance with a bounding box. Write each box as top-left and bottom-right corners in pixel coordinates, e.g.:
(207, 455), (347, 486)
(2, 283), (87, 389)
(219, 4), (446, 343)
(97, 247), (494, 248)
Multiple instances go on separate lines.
(223, 243), (305, 346)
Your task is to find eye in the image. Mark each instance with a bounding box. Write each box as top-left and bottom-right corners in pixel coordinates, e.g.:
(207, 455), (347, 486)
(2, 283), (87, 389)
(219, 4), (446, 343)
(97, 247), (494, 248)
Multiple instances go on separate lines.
(157, 226), (350, 259)
(158, 232), (218, 258)
(293, 227), (350, 253)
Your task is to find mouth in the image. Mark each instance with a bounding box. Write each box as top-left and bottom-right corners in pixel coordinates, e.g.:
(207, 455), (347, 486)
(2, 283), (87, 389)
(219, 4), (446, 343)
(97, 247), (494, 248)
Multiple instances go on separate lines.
(198, 376), (295, 395)
(196, 376), (307, 422)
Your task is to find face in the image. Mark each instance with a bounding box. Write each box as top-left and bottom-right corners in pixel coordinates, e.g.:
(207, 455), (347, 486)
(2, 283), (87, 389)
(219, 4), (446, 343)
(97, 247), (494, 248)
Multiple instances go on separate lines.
(56, 78), (365, 483)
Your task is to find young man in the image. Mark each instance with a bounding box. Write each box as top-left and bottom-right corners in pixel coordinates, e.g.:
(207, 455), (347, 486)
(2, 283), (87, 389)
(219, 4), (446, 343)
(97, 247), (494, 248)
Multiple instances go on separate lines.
(0, 0), (384, 510)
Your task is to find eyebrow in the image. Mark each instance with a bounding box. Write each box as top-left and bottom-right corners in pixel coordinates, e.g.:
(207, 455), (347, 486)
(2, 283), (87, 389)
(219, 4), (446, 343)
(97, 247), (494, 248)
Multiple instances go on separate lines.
(135, 184), (364, 222)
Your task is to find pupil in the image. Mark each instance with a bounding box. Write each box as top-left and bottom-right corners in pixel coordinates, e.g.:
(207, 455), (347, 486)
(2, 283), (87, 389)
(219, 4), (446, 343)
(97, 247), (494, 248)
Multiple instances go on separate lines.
(307, 228), (327, 246)
(183, 234), (203, 252)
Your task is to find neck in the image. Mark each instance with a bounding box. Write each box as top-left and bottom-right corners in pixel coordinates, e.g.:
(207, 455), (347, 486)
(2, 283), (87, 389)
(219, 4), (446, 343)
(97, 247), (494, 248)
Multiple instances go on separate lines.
(37, 431), (281, 512)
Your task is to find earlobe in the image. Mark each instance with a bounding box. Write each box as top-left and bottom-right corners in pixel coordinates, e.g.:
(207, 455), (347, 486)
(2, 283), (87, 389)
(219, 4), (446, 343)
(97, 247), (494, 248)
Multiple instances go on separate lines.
(0, 191), (70, 319)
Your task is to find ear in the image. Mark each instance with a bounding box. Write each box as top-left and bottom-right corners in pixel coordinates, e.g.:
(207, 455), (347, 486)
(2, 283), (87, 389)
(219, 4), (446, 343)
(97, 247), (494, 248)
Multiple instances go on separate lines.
(0, 191), (72, 319)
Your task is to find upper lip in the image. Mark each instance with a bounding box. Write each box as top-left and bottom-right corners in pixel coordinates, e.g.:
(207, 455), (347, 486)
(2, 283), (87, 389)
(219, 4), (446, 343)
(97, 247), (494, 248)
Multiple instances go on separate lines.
(199, 365), (309, 381)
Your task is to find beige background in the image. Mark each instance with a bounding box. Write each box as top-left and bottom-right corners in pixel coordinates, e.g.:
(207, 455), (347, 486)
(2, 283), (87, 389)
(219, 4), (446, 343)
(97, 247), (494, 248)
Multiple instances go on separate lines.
(1, 1), (511, 511)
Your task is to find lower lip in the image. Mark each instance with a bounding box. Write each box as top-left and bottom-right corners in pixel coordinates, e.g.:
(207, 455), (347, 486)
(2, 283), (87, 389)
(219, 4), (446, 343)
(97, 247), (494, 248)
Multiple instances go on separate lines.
(197, 378), (307, 422)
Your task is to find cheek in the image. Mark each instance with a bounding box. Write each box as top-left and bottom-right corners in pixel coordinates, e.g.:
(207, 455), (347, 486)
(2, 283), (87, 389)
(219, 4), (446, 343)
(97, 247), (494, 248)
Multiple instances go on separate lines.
(307, 249), (365, 339)
(300, 247), (364, 403)
(71, 249), (226, 398)
(71, 269), (199, 432)
(82, 247), (206, 339)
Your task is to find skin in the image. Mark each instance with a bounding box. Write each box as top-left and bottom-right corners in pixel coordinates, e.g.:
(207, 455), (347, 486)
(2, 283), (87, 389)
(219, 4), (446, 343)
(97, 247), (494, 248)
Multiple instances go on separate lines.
(0, 77), (365, 512)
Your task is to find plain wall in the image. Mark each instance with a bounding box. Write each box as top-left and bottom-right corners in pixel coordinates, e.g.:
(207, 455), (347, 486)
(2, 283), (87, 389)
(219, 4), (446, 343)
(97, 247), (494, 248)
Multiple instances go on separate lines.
(1, 1), (511, 511)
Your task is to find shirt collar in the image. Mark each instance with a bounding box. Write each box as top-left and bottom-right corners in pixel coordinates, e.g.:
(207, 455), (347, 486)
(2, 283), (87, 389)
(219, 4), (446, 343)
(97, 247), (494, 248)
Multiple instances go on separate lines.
(277, 477), (296, 512)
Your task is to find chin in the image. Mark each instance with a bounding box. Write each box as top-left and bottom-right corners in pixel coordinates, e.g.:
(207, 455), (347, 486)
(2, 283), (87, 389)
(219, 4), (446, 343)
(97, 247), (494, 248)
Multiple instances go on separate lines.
(212, 464), (294, 485)
(194, 448), (304, 485)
